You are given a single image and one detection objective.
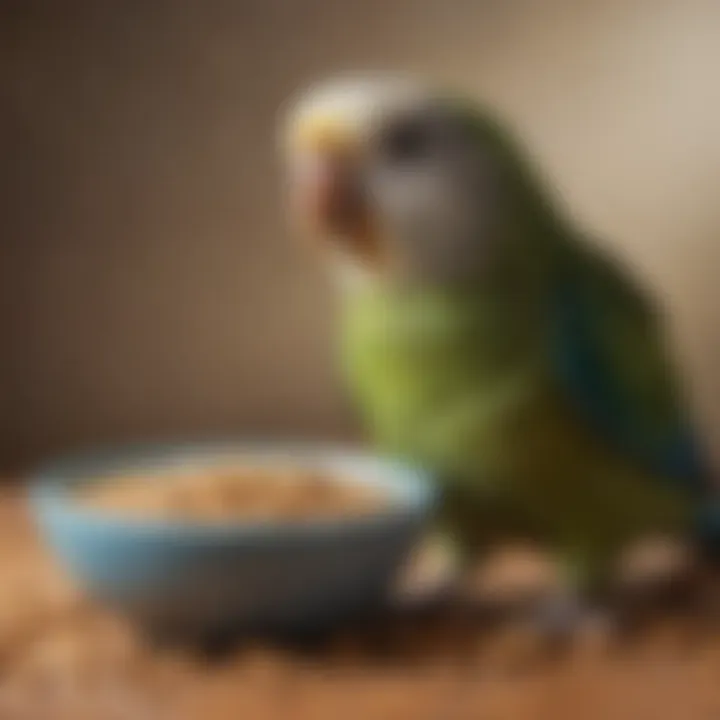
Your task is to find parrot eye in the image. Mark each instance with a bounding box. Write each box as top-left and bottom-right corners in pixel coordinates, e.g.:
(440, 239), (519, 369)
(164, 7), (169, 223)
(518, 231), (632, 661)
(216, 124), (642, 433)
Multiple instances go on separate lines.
(379, 119), (431, 164)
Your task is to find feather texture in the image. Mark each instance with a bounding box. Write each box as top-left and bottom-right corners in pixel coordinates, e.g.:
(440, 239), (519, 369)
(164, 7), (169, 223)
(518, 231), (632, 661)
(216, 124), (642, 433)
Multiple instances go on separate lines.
(550, 244), (709, 495)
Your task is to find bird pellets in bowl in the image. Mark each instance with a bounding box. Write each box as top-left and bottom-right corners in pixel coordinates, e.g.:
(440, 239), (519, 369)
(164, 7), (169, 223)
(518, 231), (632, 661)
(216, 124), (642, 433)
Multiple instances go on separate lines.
(74, 465), (392, 522)
(29, 444), (436, 637)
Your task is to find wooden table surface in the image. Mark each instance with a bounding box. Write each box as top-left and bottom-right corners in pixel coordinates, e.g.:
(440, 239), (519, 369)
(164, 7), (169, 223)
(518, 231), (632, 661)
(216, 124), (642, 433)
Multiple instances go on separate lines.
(1, 489), (720, 720)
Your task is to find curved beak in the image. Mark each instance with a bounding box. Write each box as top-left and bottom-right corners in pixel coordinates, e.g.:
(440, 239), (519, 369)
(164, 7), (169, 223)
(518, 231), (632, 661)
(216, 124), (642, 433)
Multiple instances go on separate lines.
(285, 119), (378, 264)
(289, 146), (364, 236)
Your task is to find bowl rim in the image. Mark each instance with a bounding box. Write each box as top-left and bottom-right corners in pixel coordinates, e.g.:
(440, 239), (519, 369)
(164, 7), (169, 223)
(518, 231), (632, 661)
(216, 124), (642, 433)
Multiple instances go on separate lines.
(28, 440), (438, 540)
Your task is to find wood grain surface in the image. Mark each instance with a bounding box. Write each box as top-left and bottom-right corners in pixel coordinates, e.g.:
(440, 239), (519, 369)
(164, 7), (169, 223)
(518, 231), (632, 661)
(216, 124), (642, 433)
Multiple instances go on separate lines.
(0, 489), (719, 720)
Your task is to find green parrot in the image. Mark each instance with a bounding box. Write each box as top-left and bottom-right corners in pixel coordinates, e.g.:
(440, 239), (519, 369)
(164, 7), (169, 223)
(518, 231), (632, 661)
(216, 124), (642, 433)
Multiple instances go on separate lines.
(280, 73), (717, 608)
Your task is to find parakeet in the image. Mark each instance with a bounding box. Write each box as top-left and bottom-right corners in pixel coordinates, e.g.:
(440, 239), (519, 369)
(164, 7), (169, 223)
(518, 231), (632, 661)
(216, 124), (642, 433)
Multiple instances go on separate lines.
(279, 73), (717, 608)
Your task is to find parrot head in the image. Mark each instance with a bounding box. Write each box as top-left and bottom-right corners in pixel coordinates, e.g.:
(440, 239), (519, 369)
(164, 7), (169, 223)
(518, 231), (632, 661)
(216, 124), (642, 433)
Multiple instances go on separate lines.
(280, 73), (560, 289)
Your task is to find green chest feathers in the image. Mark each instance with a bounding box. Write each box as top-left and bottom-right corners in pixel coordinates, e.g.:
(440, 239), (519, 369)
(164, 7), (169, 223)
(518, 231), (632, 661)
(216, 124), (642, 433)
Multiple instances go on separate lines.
(339, 290), (550, 466)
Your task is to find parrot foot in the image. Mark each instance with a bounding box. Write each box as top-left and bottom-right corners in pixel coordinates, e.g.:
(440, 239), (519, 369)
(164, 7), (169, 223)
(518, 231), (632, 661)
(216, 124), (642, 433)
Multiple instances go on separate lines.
(607, 536), (707, 641)
(459, 543), (562, 612)
(460, 544), (588, 653)
(528, 587), (586, 646)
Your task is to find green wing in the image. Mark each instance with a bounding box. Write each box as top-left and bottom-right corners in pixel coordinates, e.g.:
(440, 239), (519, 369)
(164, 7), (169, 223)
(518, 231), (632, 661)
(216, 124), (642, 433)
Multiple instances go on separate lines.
(551, 239), (710, 495)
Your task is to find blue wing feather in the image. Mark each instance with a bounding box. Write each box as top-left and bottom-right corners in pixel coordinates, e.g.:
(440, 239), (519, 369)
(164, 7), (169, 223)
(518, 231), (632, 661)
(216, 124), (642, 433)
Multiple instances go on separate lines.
(551, 270), (708, 494)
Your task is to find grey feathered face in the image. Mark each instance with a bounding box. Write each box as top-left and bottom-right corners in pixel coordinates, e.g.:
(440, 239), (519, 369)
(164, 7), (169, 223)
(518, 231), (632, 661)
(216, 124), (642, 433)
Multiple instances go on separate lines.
(282, 75), (504, 286)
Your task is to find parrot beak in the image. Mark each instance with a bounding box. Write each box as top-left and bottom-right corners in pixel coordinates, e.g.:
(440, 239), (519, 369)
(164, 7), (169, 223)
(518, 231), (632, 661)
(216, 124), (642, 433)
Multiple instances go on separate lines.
(286, 117), (381, 267)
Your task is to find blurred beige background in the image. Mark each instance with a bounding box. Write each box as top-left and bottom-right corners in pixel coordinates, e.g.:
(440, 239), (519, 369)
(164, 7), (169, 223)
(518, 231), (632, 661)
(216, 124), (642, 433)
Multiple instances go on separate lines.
(2, 0), (719, 471)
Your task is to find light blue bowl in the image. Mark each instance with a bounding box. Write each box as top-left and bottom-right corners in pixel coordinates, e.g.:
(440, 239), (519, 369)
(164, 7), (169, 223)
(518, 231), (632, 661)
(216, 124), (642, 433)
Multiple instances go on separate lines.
(29, 442), (437, 640)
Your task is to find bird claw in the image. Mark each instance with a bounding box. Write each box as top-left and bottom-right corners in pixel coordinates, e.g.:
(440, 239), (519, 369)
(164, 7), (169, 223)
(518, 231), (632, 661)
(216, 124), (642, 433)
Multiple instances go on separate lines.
(532, 589), (584, 637)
